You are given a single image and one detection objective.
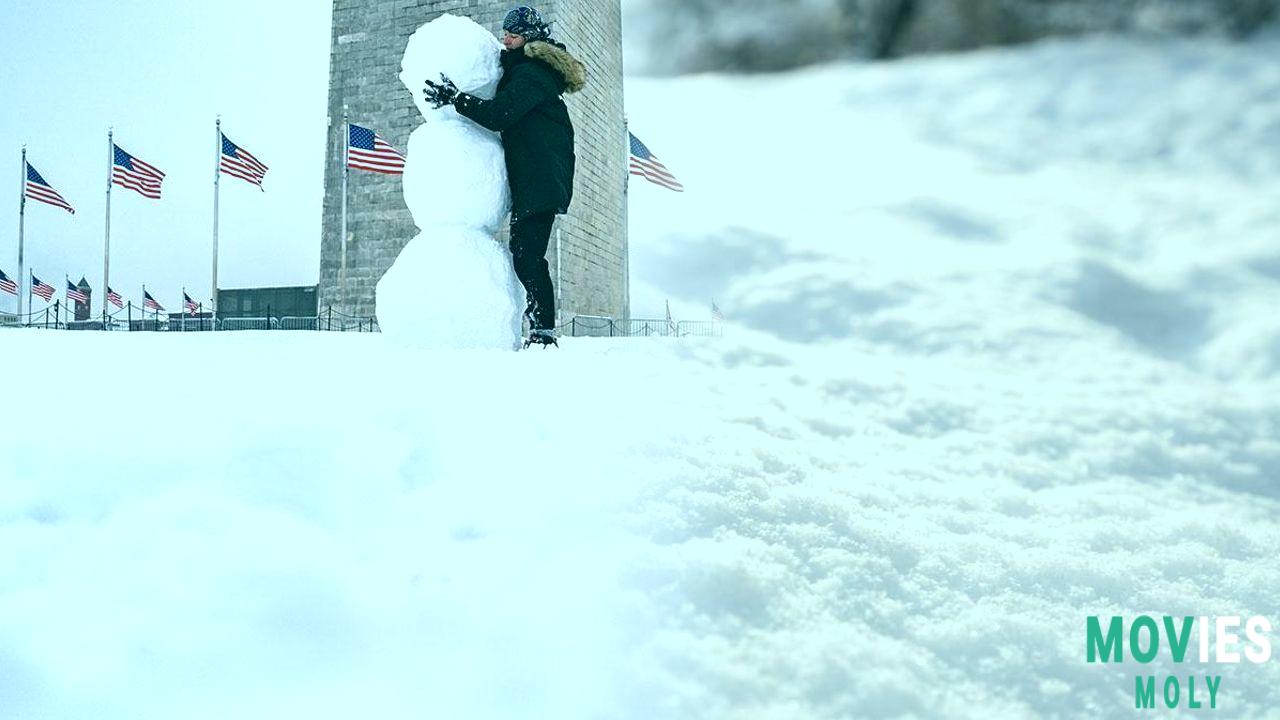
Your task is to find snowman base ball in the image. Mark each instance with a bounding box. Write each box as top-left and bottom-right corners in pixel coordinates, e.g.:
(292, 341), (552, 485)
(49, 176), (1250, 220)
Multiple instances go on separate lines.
(376, 228), (524, 351)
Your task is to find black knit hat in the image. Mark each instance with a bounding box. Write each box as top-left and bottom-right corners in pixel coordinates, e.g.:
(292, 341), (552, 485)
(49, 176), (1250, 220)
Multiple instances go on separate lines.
(503, 6), (551, 41)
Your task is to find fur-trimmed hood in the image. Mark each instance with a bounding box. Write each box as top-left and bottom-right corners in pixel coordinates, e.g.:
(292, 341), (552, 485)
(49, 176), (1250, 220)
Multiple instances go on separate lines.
(524, 41), (586, 94)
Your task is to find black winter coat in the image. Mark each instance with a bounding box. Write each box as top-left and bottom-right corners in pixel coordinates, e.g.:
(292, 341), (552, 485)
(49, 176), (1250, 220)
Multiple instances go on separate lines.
(455, 41), (586, 219)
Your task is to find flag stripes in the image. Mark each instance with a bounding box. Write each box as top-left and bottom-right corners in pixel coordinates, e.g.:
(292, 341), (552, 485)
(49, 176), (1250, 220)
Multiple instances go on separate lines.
(24, 163), (76, 213)
(30, 275), (54, 301)
(0, 270), (17, 296)
(66, 280), (87, 304)
(220, 133), (269, 187)
(348, 124), (406, 174)
(629, 132), (684, 192)
(107, 287), (124, 309)
(143, 290), (163, 312)
(113, 144), (166, 199)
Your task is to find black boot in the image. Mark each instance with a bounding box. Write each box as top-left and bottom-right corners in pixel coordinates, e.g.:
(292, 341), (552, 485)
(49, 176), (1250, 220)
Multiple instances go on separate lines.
(523, 329), (559, 349)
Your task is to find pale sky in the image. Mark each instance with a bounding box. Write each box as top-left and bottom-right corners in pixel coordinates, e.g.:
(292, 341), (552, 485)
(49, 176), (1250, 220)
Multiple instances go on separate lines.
(1, 1), (332, 313)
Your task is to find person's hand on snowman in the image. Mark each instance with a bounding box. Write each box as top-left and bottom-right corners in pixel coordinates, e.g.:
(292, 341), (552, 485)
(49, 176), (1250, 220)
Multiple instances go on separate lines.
(423, 74), (461, 108)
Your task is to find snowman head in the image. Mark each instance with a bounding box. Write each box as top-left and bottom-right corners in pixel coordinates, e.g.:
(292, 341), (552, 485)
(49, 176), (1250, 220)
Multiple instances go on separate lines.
(400, 14), (504, 121)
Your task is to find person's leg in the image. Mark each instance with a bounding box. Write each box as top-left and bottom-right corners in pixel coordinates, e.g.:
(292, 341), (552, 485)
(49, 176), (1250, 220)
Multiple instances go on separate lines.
(509, 211), (557, 331)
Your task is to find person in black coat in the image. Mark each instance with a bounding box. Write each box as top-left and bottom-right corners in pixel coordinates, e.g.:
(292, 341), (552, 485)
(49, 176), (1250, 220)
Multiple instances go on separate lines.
(424, 6), (586, 347)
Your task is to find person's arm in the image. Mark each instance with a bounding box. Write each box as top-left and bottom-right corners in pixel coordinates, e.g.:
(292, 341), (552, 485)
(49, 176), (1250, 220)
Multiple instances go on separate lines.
(453, 67), (555, 132)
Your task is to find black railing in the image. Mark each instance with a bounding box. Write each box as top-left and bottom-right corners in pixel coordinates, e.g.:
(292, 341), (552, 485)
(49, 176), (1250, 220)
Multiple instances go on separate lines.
(567, 315), (722, 338)
(2, 306), (720, 338)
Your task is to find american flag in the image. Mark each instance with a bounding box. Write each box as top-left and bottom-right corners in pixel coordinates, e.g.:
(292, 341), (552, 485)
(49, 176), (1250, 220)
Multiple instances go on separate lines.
(112, 144), (166, 199)
(66, 280), (88, 305)
(629, 132), (684, 192)
(30, 275), (54, 301)
(24, 162), (76, 214)
(712, 301), (725, 322)
(107, 286), (124, 309)
(184, 291), (199, 314)
(348, 123), (406, 174)
(220, 133), (269, 188)
(143, 290), (164, 312)
(0, 270), (17, 296)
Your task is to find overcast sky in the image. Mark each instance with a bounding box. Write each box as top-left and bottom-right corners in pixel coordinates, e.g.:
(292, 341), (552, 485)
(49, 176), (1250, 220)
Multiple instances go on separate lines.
(1, 1), (332, 313)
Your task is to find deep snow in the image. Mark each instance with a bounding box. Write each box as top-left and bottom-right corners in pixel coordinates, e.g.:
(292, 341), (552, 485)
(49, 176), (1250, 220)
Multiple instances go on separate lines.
(3, 31), (1280, 720)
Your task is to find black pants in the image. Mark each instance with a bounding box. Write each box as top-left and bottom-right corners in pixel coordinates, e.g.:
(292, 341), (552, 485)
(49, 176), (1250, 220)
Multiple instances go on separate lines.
(509, 211), (557, 331)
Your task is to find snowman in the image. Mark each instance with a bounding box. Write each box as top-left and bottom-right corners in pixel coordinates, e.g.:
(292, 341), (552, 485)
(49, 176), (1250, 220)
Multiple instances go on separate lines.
(376, 14), (524, 350)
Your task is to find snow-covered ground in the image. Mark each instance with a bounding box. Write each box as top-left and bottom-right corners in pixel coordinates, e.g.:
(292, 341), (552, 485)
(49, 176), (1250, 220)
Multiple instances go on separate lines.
(4, 32), (1280, 719)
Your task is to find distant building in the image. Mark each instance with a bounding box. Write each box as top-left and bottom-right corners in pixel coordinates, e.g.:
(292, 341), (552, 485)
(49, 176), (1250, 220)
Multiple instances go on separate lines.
(74, 277), (92, 321)
(216, 285), (318, 319)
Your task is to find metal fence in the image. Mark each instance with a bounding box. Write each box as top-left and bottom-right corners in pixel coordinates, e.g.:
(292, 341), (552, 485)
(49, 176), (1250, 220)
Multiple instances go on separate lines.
(279, 316), (319, 331)
(219, 317), (278, 331)
(170, 317), (215, 332)
(565, 315), (722, 338)
(320, 317), (380, 332)
(2, 305), (718, 338)
(0, 302), (381, 333)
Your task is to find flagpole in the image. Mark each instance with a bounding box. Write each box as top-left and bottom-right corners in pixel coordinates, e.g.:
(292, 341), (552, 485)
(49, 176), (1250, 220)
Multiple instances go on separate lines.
(622, 118), (631, 322)
(104, 128), (113, 319)
(340, 106), (349, 309)
(18, 146), (26, 319)
(213, 116), (221, 329)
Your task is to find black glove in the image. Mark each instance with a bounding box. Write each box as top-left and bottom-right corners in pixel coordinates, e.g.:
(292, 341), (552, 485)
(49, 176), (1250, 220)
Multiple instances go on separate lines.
(423, 74), (460, 108)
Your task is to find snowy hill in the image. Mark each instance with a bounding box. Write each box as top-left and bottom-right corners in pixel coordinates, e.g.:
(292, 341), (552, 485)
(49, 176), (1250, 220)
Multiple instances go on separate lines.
(4, 33), (1280, 719)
